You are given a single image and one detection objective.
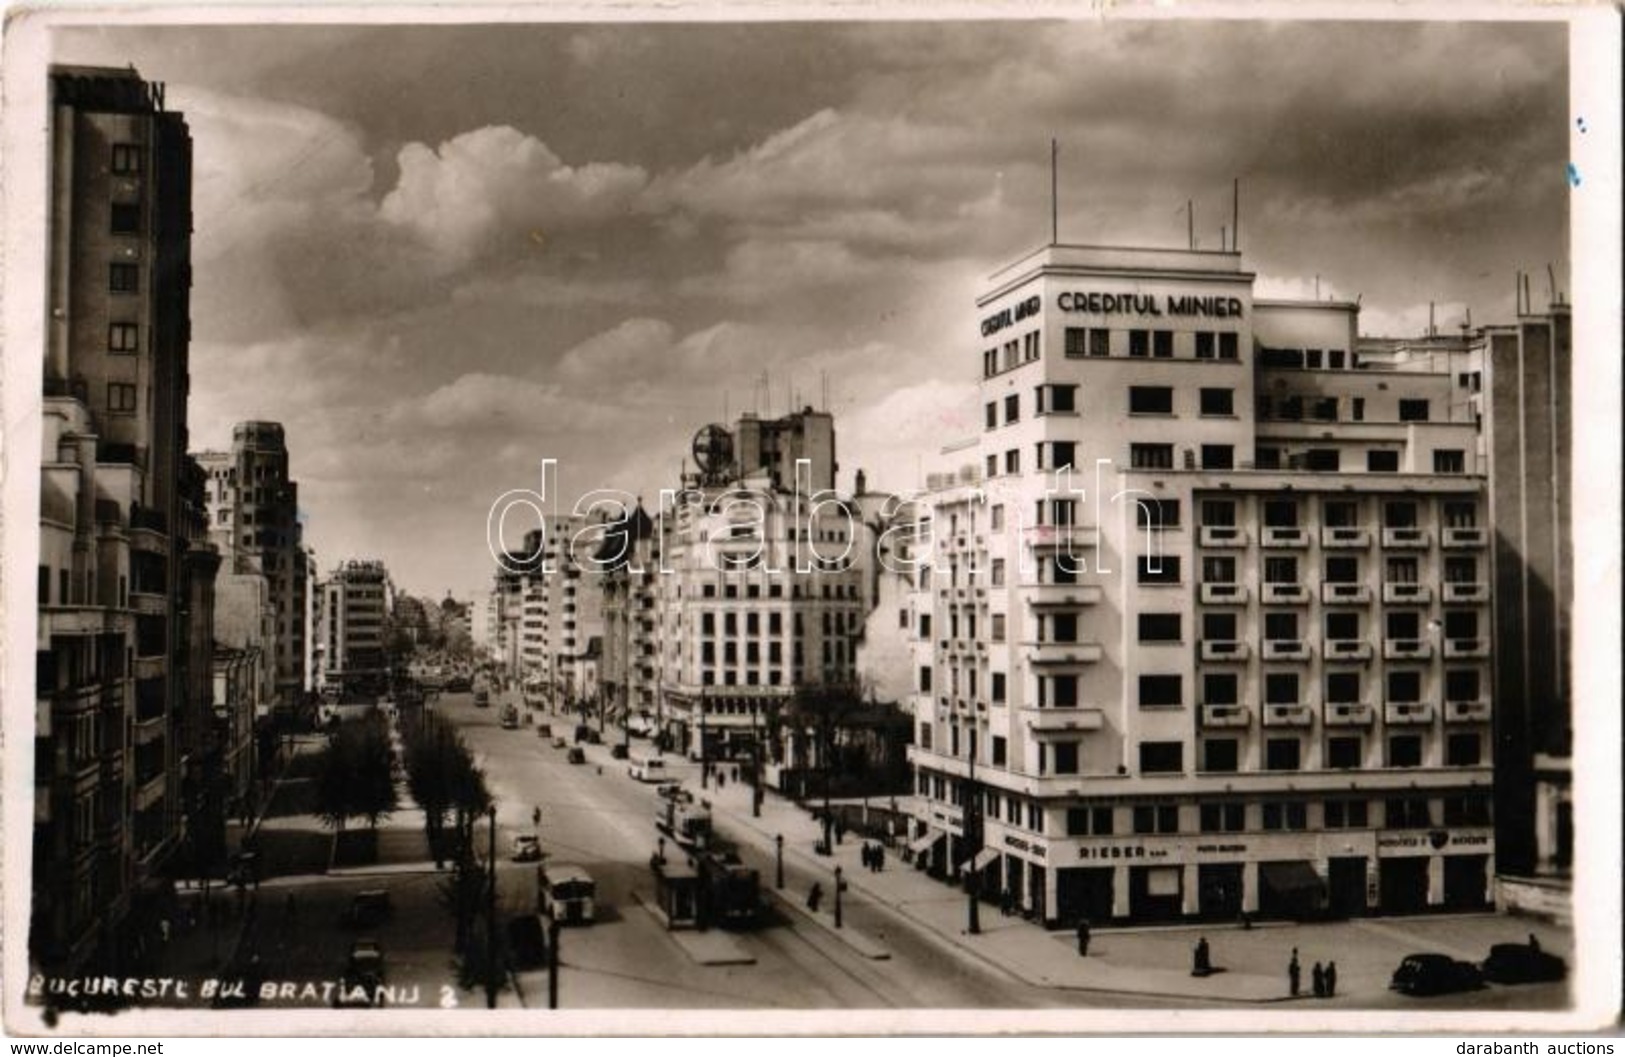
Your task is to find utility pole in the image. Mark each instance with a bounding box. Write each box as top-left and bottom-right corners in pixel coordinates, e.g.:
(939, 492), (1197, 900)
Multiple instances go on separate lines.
(485, 805), (498, 1009)
(967, 727), (981, 936)
(547, 917), (561, 1009)
(775, 834), (785, 889)
(751, 704), (762, 818)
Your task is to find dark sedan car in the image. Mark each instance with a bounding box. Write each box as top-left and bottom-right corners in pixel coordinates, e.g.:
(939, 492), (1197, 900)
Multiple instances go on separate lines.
(1482, 943), (1567, 984)
(1390, 953), (1485, 996)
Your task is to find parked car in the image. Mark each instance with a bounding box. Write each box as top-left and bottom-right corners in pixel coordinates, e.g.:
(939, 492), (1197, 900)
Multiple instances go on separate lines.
(566, 747), (586, 765)
(334, 939), (386, 1008)
(511, 834), (542, 862)
(507, 915), (547, 970)
(610, 744), (629, 760)
(1481, 942), (1567, 984)
(342, 889), (393, 928)
(474, 690), (491, 708)
(552, 736), (568, 749)
(1390, 953), (1484, 996)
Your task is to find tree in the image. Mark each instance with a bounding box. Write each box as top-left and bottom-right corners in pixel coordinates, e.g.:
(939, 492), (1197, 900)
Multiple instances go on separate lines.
(312, 713), (398, 834)
(787, 682), (865, 850)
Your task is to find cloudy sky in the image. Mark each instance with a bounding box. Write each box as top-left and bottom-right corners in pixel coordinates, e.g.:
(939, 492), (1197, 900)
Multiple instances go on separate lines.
(53, 18), (1570, 599)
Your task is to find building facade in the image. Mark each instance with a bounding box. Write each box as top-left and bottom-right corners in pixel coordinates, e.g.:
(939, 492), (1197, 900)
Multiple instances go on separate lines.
(34, 65), (201, 976)
(315, 560), (393, 694)
(906, 242), (1496, 927)
(194, 421), (308, 713)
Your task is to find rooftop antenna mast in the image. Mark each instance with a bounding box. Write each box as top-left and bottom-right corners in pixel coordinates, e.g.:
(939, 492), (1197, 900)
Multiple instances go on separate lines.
(1051, 138), (1059, 245)
(1232, 177), (1240, 254)
(1187, 200), (1195, 251)
(1546, 263), (1558, 307)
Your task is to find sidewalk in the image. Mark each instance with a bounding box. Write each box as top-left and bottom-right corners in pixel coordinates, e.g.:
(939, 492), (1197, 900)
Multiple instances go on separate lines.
(579, 743), (1289, 1005)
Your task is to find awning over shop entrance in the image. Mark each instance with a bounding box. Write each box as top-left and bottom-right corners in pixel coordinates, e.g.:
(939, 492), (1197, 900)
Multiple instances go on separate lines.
(909, 830), (945, 856)
(1259, 860), (1326, 898)
(969, 847), (1000, 872)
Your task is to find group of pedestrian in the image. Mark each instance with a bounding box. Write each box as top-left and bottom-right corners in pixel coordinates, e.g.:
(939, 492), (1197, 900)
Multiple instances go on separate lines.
(1287, 948), (1338, 998)
(860, 842), (886, 872)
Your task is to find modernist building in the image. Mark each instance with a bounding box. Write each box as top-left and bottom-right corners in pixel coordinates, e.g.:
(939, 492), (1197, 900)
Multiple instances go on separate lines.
(315, 560), (393, 693)
(34, 65), (203, 976)
(194, 421), (308, 713)
(598, 504), (660, 729)
(906, 242), (1496, 927)
(1479, 301), (1572, 881)
(653, 410), (872, 779)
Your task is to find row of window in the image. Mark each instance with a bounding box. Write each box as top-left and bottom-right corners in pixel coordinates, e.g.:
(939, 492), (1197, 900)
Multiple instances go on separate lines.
(1256, 393), (1432, 423)
(1067, 791), (1488, 837)
(1063, 327), (1241, 362)
(1138, 607), (1483, 643)
(1256, 347), (1354, 371)
(1125, 731), (1484, 775)
(1126, 442), (1468, 474)
(1135, 668), (1483, 708)
(982, 331), (1045, 377)
(1134, 552), (1482, 587)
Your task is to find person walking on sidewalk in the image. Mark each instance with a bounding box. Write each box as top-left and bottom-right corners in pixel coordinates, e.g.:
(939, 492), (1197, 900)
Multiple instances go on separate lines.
(1076, 918), (1091, 957)
(1325, 961), (1338, 997)
(1312, 961), (1326, 998)
(875, 844), (885, 872)
(1288, 948), (1301, 996)
(1193, 936), (1211, 976)
(807, 882), (824, 913)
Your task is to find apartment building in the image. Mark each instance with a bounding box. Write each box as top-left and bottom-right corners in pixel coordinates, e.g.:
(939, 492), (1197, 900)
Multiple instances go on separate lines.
(654, 411), (869, 778)
(315, 560), (392, 694)
(34, 65), (201, 976)
(598, 504), (660, 729)
(906, 242), (1495, 927)
(194, 421), (308, 712)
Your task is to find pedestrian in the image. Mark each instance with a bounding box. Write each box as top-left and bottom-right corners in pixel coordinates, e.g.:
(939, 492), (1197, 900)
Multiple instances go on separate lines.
(1288, 948), (1301, 997)
(1076, 918), (1091, 957)
(1193, 936), (1211, 976)
(875, 844), (885, 872)
(1312, 961), (1325, 998)
(1325, 961), (1337, 997)
(717, 771), (726, 790)
(1528, 933), (1541, 953)
(159, 917), (171, 945)
(861, 843), (871, 870)
(808, 882), (824, 913)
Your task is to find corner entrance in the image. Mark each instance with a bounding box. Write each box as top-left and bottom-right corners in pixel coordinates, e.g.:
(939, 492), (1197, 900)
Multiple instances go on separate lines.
(1327, 857), (1368, 918)
(1056, 867), (1114, 927)
(1378, 856), (1430, 914)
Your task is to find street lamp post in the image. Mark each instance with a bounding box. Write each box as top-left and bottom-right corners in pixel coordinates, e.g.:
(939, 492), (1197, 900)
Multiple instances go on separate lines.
(774, 834), (784, 889)
(699, 691), (710, 789)
(966, 727), (981, 937)
(834, 865), (844, 929)
(485, 805), (499, 1009)
(547, 917), (561, 1009)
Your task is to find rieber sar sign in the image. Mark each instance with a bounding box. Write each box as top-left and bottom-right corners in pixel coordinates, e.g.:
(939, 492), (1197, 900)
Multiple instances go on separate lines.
(981, 292), (1246, 336)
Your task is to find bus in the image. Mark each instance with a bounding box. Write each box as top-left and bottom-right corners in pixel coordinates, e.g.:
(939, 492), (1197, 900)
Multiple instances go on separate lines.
(628, 754), (668, 783)
(500, 703), (520, 729)
(537, 863), (596, 925)
(654, 786), (711, 849)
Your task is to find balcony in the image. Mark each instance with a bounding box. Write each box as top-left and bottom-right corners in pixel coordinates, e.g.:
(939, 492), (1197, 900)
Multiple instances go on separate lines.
(1382, 582), (1432, 604)
(1444, 637), (1489, 659)
(1199, 583), (1247, 605)
(1445, 699), (1492, 724)
(1021, 706), (1107, 732)
(1321, 527), (1372, 549)
(129, 591), (166, 617)
(1384, 701), (1435, 725)
(1260, 583), (1310, 605)
(1199, 640), (1249, 662)
(1321, 582), (1372, 605)
(1443, 581), (1489, 603)
(1261, 703), (1314, 728)
(1024, 641), (1105, 665)
(1323, 639), (1374, 661)
(1382, 527), (1430, 549)
(1026, 583), (1105, 607)
(1261, 526), (1309, 548)
(1023, 525), (1100, 552)
(1442, 527), (1487, 549)
(1200, 704), (1252, 729)
(1324, 702), (1375, 727)
(1262, 639), (1311, 661)
(1198, 526), (1246, 548)
(1383, 639), (1433, 660)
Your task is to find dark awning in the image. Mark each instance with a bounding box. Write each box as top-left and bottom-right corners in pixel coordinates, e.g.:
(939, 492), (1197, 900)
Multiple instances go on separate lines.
(1259, 860), (1326, 897)
(909, 830), (945, 856)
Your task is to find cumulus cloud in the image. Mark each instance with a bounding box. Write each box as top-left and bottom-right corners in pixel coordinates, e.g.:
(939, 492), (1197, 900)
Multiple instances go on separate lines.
(380, 126), (649, 266)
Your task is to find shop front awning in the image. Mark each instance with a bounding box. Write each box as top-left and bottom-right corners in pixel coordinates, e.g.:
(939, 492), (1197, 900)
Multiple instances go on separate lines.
(909, 830), (945, 856)
(969, 847), (1001, 872)
(1259, 860), (1326, 897)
